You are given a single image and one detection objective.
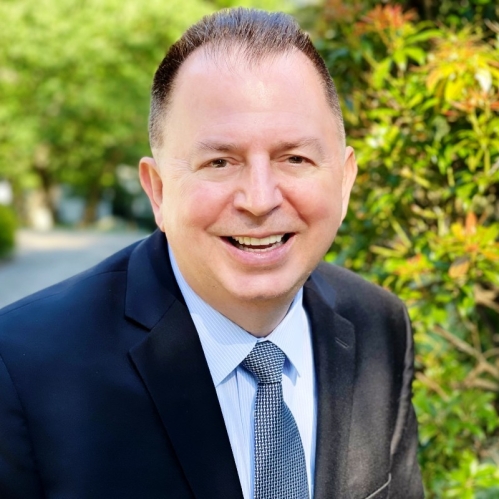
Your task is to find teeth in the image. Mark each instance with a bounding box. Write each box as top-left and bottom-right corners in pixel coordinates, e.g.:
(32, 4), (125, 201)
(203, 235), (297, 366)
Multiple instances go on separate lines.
(232, 234), (284, 246)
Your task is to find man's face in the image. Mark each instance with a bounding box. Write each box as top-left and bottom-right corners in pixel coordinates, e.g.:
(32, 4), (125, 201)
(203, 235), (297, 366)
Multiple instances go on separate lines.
(140, 48), (357, 315)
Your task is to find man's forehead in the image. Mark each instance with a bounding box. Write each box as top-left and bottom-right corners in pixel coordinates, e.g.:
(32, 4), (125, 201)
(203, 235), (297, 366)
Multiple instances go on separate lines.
(168, 45), (332, 125)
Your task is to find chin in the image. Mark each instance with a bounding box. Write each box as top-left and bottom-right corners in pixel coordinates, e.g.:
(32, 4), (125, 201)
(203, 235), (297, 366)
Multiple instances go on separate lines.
(224, 274), (305, 304)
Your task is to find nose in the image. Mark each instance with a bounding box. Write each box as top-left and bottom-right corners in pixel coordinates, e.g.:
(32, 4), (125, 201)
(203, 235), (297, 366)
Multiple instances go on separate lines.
(233, 159), (283, 217)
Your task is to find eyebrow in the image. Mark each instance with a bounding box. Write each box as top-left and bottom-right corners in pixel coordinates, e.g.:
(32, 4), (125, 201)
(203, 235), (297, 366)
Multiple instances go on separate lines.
(193, 141), (239, 154)
(272, 138), (325, 159)
(193, 137), (326, 158)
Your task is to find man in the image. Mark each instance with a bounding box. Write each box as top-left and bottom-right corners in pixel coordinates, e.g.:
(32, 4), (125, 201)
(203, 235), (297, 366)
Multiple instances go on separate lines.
(0, 8), (424, 499)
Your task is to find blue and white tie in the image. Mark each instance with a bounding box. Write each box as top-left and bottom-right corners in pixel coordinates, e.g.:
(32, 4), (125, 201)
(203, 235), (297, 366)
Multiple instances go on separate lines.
(242, 341), (310, 499)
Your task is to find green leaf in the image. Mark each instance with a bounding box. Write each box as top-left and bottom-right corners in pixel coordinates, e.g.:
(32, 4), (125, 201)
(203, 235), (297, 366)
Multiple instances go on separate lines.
(372, 58), (393, 89)
(405, 47), (427, 65)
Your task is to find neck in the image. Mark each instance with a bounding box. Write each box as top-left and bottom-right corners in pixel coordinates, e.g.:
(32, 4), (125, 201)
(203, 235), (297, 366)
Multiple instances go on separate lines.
(210, 298), (294, 337)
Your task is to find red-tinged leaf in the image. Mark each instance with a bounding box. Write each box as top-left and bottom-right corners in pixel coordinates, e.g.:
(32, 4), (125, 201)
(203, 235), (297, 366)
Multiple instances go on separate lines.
(449, 256), (471, 278)
(465, 212), (477, 235)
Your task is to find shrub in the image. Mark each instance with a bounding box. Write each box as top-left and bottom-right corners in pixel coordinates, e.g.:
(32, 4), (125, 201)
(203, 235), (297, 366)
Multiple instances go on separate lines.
(0, 205), (16, 258)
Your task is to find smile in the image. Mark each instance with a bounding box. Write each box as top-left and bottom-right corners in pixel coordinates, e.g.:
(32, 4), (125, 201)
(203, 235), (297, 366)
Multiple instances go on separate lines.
(226, 234), (292, 252)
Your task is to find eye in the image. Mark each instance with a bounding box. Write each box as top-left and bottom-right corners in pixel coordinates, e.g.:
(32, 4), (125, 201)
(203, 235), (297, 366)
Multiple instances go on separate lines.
(288, 156), (305, 164)
(209, 158), (228, 168)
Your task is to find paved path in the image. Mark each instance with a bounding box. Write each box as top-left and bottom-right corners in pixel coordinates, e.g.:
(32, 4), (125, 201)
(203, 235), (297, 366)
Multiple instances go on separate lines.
(0, 229), (148, 309)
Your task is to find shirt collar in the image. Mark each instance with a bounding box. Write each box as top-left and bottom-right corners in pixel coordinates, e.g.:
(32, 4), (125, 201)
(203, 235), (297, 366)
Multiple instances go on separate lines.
(169, 246), (305, 386)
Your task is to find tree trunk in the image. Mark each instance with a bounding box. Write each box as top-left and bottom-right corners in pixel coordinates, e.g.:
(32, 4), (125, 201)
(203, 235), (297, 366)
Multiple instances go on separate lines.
(32, 164), (58, 226)
(82, 181), (102, 226)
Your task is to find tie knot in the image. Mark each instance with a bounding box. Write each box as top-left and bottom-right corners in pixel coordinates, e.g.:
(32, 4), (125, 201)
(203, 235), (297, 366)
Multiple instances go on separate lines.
(242, 341), (285, 384)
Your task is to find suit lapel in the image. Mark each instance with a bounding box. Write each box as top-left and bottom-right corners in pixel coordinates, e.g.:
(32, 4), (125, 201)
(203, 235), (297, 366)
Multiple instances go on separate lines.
(304, 272), (356, 499)
(126, 231), (243, 499)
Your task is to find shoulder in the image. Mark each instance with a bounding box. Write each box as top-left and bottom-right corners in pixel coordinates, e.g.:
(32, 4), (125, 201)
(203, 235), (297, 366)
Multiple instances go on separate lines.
(0, 238), (142, 340)
(314, 261), (405, 315)
(310, 262), (409, 355)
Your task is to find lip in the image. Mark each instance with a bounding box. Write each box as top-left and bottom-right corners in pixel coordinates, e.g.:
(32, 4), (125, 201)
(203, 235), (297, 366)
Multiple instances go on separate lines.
(221, 233), (295, 267)
(228, 233), (287, 239)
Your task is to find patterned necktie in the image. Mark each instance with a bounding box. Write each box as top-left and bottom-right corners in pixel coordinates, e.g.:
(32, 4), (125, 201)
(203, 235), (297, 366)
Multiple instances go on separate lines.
(242, 341), (310, 499)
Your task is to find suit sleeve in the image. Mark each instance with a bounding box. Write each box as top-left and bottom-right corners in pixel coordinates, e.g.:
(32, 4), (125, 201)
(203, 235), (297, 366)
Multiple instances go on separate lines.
(389, 307), (425, 498)
(0, 353), (44, 498)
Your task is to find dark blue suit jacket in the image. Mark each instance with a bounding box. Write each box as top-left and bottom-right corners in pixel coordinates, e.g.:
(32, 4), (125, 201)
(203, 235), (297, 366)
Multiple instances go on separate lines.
(0, 230), (423, 498)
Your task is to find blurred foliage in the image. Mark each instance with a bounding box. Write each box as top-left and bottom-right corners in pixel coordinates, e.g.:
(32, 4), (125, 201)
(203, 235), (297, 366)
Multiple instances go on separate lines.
(0, 0), (211, 224)
(0, 0), (287, 227)
(0, 206), (16, 258)
(208, 0), (292, 10)
(301, 0), (499, 496)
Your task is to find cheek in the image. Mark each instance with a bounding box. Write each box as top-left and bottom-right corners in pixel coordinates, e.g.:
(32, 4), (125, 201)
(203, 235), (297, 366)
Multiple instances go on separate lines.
(163, 180), (234, 231)
(292, 179), (343, 228)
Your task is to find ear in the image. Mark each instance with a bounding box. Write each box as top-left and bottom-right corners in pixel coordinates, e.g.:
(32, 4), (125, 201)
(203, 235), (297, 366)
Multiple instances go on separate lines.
(139, 157), (165, 231)
(340, 146), (358, 222)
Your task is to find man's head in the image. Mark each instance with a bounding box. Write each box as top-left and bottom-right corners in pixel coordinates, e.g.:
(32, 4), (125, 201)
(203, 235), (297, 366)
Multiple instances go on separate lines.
(140, 8), (357, 334)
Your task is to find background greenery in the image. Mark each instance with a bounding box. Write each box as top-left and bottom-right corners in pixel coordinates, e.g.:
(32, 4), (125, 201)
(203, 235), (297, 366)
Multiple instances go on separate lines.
(0, 206), (16, 258)
(1, 0), (499, 496)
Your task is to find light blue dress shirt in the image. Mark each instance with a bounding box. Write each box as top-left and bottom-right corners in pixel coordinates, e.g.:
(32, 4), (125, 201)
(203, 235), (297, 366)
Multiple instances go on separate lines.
(169, 248), (317, 499)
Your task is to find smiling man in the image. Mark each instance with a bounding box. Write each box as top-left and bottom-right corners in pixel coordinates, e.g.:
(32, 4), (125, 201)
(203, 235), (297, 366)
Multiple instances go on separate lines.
(0, 8), (423, 499)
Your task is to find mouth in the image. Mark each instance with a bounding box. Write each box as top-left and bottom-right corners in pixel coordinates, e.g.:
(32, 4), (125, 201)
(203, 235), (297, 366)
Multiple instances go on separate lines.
(224, 233), (293, 252)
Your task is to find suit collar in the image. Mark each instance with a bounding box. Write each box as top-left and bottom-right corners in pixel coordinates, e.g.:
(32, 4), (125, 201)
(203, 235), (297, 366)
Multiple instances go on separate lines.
(304, 272), (356, 499)
(125, 229), (183, 329)
(126, 231), (244, 499)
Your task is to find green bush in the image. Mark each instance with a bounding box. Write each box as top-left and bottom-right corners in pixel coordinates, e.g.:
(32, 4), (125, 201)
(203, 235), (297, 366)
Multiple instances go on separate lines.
(0, 205), (16, 258)
(303, 1), (499, 497)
